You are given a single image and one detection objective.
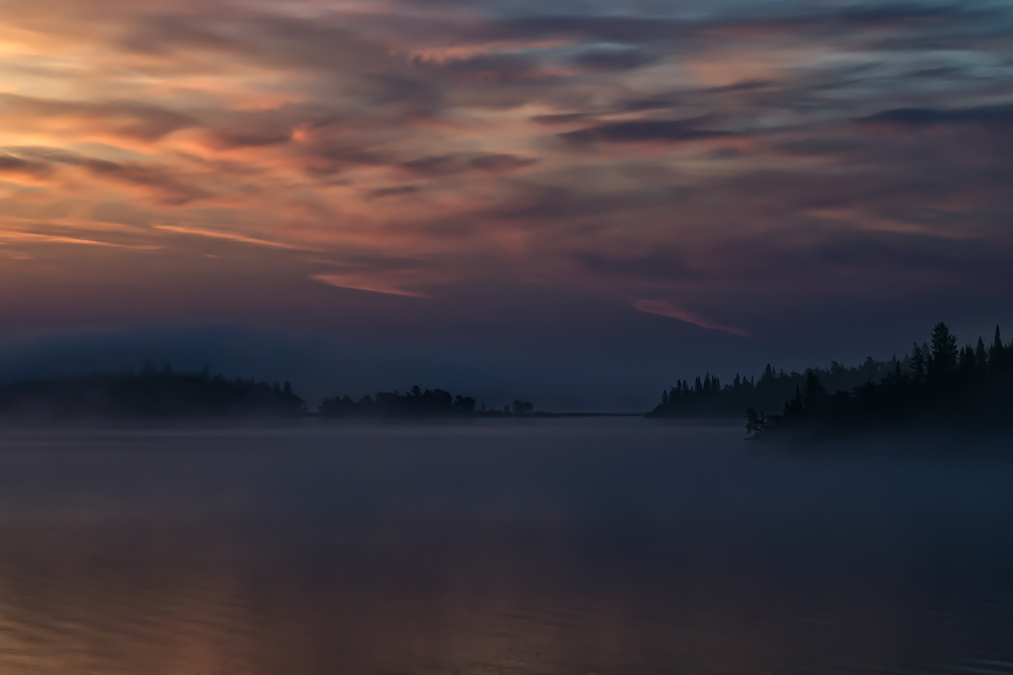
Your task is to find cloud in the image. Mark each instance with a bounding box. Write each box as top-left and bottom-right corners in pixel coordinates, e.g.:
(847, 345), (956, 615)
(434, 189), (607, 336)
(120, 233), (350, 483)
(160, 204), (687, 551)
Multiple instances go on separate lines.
(0, 93), (195, 141)
(574, 249), (699, 282)
(399, 153), (537, 176)
(366, 185), (421, 200)
(82, 160), (210, 205)
(408, 52), (557, 84)
(570, 47), (658, 72)
(311, 274), (431, 298)
(559, 118), (735, 144)
(858, 104), (1013, 128)
(153, 225), (312, 250)
(632, 299), (751, 336)
(469, 154), (538, 172)
(0, 154), (52, 178)
(399, 155), (464, 177)
(531, 112), (595, 125)
(0, 227), (160, 249)
(0, 0), (1010, 359)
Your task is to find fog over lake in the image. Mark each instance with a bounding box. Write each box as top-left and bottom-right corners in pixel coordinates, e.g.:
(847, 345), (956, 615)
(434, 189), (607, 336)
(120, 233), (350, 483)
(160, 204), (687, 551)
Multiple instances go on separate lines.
(0, 419), (1010, 674)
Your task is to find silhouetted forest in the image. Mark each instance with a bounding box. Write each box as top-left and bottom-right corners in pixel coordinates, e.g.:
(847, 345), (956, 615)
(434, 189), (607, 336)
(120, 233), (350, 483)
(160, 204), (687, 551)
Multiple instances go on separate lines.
(319, 386), (535, 418)
(0, 365), (541, 422)
(0, 364), (305, 421)
(320, 386), (476, 418)
(648, 356), (895, 418)
(740, 323), (1013, 439)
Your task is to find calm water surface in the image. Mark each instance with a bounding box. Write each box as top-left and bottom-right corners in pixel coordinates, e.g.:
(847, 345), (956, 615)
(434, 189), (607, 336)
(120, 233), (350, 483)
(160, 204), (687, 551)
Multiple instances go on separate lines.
(0, 419), (1010, 674)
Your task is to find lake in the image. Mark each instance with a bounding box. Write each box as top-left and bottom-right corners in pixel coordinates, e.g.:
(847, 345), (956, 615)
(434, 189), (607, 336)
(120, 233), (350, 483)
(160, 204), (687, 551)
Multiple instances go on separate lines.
(0, 419), (1010, 674)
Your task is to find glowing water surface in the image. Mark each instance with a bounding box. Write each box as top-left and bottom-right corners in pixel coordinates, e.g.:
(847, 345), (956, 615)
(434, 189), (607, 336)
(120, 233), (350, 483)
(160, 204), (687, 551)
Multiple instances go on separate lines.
(0, 419), (1010, 674)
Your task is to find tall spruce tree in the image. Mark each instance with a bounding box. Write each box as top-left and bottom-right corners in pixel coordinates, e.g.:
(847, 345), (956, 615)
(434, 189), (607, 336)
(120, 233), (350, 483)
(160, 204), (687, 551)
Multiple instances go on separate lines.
(910, 344), (926, 383)
(930, 323), (958, 374)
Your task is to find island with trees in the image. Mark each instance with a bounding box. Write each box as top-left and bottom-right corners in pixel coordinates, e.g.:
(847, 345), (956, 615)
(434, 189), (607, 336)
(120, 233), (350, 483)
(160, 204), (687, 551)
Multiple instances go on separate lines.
(318, 386), (539, 418)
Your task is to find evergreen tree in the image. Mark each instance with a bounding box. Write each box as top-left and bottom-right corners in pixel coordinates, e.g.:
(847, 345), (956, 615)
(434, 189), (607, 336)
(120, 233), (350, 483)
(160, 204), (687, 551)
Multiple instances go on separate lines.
(802, 371), (826, 409)
(791, 385), (803, 414)
(991, 325), (1004, 374)
(930, 322), (958, 374)
(958, 346), (975, 377)
(976, 337), (988, 375)
(910, 344), (926, 383)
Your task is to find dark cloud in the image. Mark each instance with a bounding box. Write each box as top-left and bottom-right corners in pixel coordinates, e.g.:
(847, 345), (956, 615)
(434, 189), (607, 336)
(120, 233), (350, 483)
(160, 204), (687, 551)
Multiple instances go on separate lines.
(559, 118), (735, 144)
(397, 153), (537, 176)
(0, 154), (52, 177)
(573, 248), (700, 282)
(0, 93), (195, 140)
(205, 125), (293, 148)
(571, 47), (658, 72)
(0, 147), (208, 204)
(6, 146), (85, 166)
(859, 104), (1013, 128)
(469, 154), (538, 172)
(122, 11), (392, 71)
(617, 97), (680, 112)
(354, 73), (444, 116)
(831, 3), (994, 27)
(302, 143), (391, 177)
(703, 80), (777, 94)
(209, 129), (292, 148)
(474, 15), (693, 43)
(366, 185), (421, 200)
(399, 155), (464, 176)
(82, 159), (210, 205)
(409, 53), (552, 84)
(813, 231), (998, 277)
(469, 3), (994, 48)
(530, 112), (595, 125)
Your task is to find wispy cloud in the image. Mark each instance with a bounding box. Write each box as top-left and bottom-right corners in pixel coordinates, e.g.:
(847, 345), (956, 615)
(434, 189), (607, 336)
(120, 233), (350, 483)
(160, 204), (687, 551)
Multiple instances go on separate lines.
(0, 228), (159, 249)
(311, 273), (431, 298)
(632, 300), (751, 337)
(153, 225), (315, 251)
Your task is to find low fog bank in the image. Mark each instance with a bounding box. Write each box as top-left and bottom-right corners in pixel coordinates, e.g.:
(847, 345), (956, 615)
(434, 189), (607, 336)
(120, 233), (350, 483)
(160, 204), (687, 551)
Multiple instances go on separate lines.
(0, 324), (752, 413)
(2, 321), (998, 415)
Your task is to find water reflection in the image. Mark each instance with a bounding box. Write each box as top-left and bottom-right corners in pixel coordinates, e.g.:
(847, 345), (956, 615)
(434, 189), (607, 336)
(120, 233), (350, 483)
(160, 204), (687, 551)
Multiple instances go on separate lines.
(0, 421), (1009, 674)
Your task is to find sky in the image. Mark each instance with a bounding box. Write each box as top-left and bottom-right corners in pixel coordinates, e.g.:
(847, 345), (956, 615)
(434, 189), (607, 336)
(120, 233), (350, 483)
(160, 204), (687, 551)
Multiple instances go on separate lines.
(0, 0), (1011, 409)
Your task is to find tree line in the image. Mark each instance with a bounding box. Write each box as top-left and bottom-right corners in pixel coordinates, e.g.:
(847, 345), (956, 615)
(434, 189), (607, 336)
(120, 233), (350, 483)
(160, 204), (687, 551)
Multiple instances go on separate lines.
(647, 355), (894, 419)
(747, 323), (1013, 439)
(318, 385), (534, 418)
(0, 366), (536, 422)
(650, 322), (1013, 438)
(0, 364), (305, 421)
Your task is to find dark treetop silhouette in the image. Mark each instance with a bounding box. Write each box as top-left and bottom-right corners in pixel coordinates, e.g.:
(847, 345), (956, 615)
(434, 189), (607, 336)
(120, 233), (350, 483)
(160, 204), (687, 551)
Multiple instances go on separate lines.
(318, 386), (536, 418)
(649, 322), (1013, 440)
(0, 365), (537, 422)
(647, 356), (895, 419)
(319, 385), (477, 418)
(0, 364), (306, 421)
(749, 323), (1013, 440)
